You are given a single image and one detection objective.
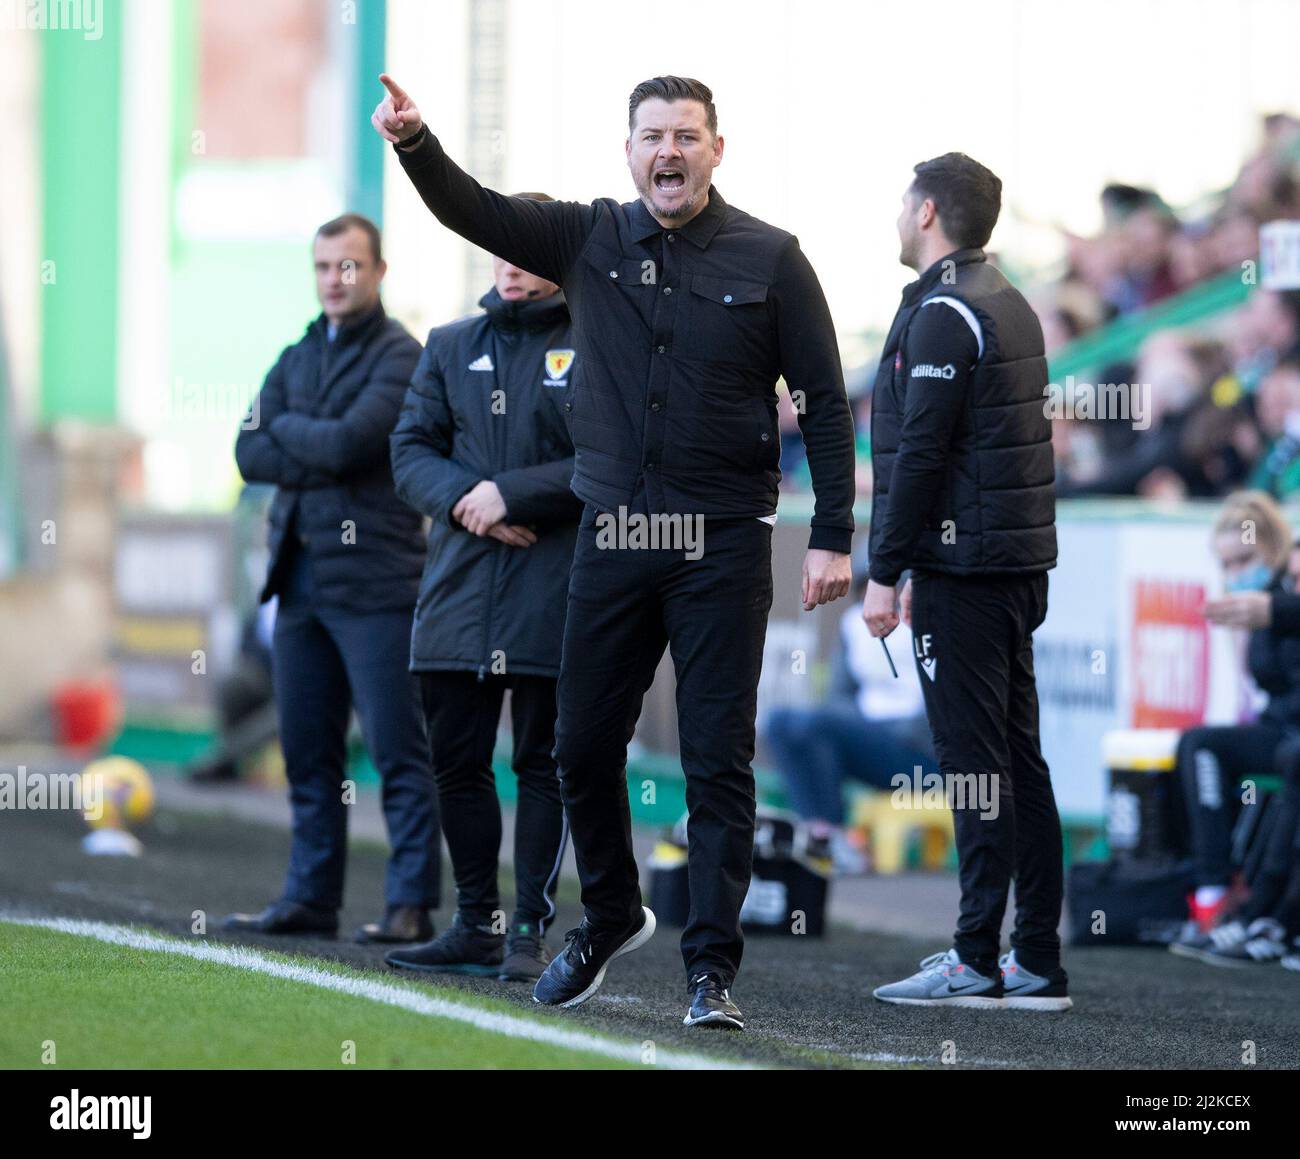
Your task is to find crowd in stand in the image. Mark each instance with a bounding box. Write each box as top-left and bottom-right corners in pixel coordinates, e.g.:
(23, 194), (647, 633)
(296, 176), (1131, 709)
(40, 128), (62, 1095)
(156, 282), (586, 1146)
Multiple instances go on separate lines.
(780, 113), (1300, 504)
(1019, 111), (1300, 502)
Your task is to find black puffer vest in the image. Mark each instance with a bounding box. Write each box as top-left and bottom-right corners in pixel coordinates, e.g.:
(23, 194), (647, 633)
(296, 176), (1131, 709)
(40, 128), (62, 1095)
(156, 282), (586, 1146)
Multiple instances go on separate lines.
(869, 249), (1056, 575)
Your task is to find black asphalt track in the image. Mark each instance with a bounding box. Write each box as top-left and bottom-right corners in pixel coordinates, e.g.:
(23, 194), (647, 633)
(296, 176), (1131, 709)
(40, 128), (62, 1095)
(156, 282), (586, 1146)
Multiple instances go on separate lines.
(3, 799), (1297, 1071)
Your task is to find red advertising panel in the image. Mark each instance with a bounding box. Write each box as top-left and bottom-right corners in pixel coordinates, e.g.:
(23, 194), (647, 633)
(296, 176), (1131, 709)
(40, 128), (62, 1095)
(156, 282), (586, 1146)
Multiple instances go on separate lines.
(1130, 578), (1209, 729)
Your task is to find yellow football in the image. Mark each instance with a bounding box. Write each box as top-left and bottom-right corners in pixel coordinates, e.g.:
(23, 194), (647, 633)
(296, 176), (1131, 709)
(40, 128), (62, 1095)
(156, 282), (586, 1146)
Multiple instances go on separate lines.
(81, 757), (155, 831)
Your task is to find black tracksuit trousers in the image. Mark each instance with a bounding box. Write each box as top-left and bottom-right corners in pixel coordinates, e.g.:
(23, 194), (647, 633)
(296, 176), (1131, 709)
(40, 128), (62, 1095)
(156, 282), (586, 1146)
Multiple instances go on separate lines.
(419, 672), (567, 935)
(908, 568), (1063, 977)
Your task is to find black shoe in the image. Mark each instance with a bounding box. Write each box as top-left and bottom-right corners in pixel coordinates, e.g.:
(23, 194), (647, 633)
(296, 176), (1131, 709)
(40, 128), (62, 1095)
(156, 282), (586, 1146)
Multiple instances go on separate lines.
(532, 906), (655, 1008)
(499, 922), (552, 982)
(384, 913), (504, 975)
(222, 900), (337, 937)
(683, 972), (745, 1029)
(188, 758), (238, 785)
(354, 905), (434, 945)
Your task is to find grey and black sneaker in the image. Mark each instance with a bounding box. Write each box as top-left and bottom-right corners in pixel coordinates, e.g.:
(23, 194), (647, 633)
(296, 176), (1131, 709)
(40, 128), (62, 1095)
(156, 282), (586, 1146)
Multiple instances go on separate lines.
(683, 972), (744, 1030)
(383, 912), (504, 975)
(1170, 919), (1250, 965)
(873, 949), (1004, 1008)
(532, 906), (656, 1008)
(999, 949), (1073, 1011)
(1196, 918), (1288, 967)
(499, 922), (552, 983)
(1167, 918), (1214, 959)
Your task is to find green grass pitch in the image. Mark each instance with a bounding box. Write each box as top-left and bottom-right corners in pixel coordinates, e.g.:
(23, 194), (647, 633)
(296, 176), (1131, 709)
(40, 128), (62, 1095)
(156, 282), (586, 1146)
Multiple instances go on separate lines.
(0, 922), (640, 1070)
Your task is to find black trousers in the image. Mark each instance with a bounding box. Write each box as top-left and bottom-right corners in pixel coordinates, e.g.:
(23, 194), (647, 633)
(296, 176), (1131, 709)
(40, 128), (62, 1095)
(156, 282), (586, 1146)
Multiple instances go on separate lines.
(419, 672), (567, 934)
(1176, 724), (1300, 924)
(1174, 723), (1284, 888)
(1248, 736), (1300, 927)
(554, 504), (773, 986)
(273, 546), (440, 911)
(908, 569), (1062, 975)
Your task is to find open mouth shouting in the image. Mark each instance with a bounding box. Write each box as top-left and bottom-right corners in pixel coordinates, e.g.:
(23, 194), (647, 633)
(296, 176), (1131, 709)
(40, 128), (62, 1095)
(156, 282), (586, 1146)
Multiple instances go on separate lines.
(653, 167), (687, 193)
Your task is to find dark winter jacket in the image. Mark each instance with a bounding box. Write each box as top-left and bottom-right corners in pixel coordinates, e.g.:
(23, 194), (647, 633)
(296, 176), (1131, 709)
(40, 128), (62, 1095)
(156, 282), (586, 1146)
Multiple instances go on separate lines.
(234, 302), (425, 613)
(390, 287), (581, 678)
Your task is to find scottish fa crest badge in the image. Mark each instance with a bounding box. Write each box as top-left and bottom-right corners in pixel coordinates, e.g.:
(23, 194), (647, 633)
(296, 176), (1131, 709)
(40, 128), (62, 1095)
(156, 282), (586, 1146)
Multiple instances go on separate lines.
(544, 349), (575, 387)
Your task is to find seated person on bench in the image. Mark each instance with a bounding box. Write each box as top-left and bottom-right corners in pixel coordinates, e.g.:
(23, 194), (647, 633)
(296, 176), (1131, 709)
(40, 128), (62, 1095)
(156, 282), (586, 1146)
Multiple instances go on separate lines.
(764, 554), (935, 875)
(1170, 492), (1300, 965)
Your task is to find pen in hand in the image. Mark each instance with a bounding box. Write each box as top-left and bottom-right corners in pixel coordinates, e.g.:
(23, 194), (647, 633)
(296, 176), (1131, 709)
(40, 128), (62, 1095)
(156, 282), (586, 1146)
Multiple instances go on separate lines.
(880, 637), (899, 678)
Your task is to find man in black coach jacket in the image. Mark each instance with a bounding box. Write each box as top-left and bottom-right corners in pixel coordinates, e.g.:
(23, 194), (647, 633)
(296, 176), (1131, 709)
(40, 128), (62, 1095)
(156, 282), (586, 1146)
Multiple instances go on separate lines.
(372, 73), (856, 1029)
(384, 203), (581, 984)
(226, 214), (441, 945)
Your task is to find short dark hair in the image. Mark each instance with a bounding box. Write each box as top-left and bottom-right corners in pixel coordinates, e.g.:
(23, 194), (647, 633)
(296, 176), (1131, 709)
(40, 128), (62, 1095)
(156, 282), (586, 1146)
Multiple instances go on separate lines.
(1101, 183), (1160, 223)
(628, 76), (717, 137)
(315, 213), (382, 264)
(910, 153), (1002, 249)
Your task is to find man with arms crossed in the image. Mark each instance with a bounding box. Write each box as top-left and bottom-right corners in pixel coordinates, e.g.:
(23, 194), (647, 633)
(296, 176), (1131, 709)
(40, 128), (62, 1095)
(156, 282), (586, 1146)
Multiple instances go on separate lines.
(373, 73), (855, 1029)
(228, 214), (440, 944)
(862, 155), (1070, 1011)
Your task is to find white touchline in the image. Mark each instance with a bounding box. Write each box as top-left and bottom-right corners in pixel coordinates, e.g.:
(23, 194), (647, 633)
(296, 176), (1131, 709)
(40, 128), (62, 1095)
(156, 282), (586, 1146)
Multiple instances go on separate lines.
(3, 914), (753, 1071)
(852, 1050), (1015, 1068)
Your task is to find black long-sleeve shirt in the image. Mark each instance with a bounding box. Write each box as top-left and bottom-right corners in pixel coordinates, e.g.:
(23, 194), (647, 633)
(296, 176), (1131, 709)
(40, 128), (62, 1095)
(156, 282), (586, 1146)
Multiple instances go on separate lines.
(393, 131), (855, 554)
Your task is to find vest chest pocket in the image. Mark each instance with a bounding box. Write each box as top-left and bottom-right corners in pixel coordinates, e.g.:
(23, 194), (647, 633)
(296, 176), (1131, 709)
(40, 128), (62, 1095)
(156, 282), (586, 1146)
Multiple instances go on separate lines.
(680, 275), (771, 362)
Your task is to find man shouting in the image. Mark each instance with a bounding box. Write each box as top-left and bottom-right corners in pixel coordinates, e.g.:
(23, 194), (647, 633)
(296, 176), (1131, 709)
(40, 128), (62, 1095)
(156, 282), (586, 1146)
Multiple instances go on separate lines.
(373, 73), (855, 1029)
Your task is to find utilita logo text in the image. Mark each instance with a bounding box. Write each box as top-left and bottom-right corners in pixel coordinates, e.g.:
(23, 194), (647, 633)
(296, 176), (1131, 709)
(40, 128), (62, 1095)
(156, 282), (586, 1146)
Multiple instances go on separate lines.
(911, 363), (956, 379)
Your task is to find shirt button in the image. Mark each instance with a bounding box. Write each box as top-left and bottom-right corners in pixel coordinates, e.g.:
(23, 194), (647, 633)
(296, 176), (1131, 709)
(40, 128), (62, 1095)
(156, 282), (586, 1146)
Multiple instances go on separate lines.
(663, 286), (672, 295)
(760, 432), (770, 441)
(609, 270), (619, 279)
(564, 402), (572, 412)
(656, 345), (666, 353)
(666, 234), (676, 243)
(646, 462), (656, 471)
(651, 401), (662, 411)
(723, 293), (733, 303)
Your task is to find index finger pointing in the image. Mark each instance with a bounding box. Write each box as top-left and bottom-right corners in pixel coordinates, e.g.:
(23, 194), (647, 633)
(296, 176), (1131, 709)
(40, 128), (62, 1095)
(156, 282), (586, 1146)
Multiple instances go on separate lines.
(379, 73), (409, 104)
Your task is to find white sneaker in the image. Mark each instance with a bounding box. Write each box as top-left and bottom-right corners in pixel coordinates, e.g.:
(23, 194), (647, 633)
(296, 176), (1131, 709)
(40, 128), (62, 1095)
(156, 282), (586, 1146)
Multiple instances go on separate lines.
(873, 949), (1004, 1008)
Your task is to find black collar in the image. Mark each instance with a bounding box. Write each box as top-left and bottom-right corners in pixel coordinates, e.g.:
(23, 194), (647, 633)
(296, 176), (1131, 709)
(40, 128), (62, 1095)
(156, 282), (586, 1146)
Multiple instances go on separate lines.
(628, 186), (728, 249)
(902, 248), (986, 305)
(478, 286), (569, 330)
(314, 299), (386, 344)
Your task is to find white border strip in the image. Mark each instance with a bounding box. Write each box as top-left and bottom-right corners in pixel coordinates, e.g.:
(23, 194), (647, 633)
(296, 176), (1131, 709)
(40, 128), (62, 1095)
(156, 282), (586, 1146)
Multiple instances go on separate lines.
(3, 914), (752, 1071)
(922, 296), (985, 359)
